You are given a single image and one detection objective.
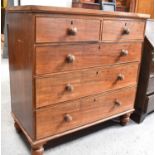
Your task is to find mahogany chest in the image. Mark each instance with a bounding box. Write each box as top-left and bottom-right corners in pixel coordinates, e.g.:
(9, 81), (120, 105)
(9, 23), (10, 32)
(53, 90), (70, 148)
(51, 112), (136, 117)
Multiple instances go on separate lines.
(7, 6), (149, 155)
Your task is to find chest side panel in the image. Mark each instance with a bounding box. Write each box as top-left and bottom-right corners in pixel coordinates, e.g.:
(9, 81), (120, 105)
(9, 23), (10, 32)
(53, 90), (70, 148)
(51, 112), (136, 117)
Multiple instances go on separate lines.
(8, 13), (35, 139)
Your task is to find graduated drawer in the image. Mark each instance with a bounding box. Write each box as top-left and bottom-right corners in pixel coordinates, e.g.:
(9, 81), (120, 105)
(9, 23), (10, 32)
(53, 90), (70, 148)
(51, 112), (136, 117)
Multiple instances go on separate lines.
(145, 94), (154, 113)
(147, 77), (154, 95)
(35, 43), (142, 75)
(35, 63), (139, 108)
(102, 19), (145, 42)
(36, 86), (136, 139)
(36, 17), (100, 43)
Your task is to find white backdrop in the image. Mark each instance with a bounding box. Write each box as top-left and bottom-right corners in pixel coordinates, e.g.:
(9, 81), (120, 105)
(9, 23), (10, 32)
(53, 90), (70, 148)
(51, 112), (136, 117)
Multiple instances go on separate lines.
(14, 0), (72, 7)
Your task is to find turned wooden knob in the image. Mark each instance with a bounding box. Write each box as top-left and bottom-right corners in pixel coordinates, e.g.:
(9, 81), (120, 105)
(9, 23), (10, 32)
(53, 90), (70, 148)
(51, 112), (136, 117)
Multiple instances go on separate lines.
(123, 27), (130, 34)
(117, 74), (125, 81)
(65, 83), (74, 92)
(114, 99), (122, 107)
(120, 49), (128, 56)
(66, 54), (75, 63)
(68, 27), (77, 35)
(64, 114), (73, 122)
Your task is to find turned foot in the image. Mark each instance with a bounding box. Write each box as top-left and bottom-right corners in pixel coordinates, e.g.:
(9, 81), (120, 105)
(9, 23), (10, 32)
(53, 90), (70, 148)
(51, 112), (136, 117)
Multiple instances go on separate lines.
(31, 146), (44, 155)
(120, 113), (131, 126)
(14, 122), (22, 133)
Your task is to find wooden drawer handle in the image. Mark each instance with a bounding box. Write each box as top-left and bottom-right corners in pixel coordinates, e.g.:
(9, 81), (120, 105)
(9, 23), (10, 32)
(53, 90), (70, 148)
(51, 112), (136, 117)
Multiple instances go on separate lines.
(64, 114), (73, 122)
(68, 27), (77, 35)
(120, 49), (128, 56)
(66, 54), (75, 63)
(114, 99), (122, 107)
(117, 74), (125, 81)
(123, 27), (130, 35)
(65, 83), (74, 92)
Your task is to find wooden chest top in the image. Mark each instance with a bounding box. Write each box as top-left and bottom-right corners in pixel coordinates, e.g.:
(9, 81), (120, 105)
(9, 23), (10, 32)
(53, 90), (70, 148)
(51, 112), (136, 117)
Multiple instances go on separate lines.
(7, 5), (150, 19)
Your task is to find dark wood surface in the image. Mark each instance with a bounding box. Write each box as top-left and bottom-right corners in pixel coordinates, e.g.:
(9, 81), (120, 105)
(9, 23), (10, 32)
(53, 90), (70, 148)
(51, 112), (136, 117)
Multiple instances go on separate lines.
(131, 20), (154, 123)
(1, 8), (5, 33)
(7, 5), (149, 155)
(7, 13), (35, 139)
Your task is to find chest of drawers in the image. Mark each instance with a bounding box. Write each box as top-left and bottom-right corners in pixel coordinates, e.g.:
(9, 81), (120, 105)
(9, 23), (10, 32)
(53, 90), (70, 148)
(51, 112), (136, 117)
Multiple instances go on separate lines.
(7, 6), (149, 155)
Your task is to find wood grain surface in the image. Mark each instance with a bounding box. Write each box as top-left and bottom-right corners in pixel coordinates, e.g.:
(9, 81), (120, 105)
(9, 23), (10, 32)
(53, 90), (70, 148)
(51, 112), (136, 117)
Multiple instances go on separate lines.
(6, 5), (150, 19)
(8, 13), (35, 139)
(35, 42), (142, 75)
(35, 63), (139, 108)
(36, 86), (136, 139)
(102, 19), (145, 41)
(36, 17), (101, 43)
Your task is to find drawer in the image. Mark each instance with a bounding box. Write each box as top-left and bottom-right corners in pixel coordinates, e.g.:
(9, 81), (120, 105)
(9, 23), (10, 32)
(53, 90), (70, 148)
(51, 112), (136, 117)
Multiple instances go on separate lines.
(150, 50), (154, 76)
(36, 86), (136, 139)
(35, 43), (142, 75)
(147, 77), (154, 95)
(36, 63), (139, 108)
(102, 19), (145, 42)
(145, 94), (154, 113)
(36, 17), (100, 43)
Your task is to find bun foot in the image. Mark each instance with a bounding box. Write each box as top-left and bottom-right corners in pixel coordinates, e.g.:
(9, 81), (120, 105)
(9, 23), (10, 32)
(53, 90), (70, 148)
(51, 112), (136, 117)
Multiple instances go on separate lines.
(31, 146), (44, 155)
(120, 113), (131, 126)
(14, 122), (22, 133)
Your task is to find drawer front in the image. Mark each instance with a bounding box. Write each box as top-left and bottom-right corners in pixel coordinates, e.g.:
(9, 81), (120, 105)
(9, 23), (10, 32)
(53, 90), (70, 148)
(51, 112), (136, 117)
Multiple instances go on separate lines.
(102, 20), (145, 42)
(146, 94), (154, 113)
(150, 50), (154, 76)
(36, 17), (100, 43)
(147, 77), (154, 95)
(36, 63), (139, 108)
(36, 86), (136, 139)
(35, 43), (142, 75)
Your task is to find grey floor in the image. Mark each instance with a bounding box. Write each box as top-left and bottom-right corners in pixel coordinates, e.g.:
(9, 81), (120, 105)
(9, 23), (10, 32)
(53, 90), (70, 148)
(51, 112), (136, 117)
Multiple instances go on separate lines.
(1, 58), (154, 155)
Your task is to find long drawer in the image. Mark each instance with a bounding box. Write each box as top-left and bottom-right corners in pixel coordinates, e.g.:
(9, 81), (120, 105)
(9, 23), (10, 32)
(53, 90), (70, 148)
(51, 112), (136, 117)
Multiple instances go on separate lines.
(35, 63), (139, 108)
(36, 17), (101, 43)
(102, 19), (145, 42)
(36, 86), (136, 139)
(35, 42), (142, 75)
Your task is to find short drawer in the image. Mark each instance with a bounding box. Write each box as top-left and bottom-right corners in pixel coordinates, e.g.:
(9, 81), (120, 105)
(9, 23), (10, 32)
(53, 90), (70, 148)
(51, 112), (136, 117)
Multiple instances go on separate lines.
(147, 77), (154, 95)
(145, 94), (154, 113)
(102, 19), (145, 42)
(36, 86), (136, 139)
(36, 17), (100, 43)
(35, 42), (142, 75)
(35, 63), (139, 108)
(150, 50), (154, 76)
